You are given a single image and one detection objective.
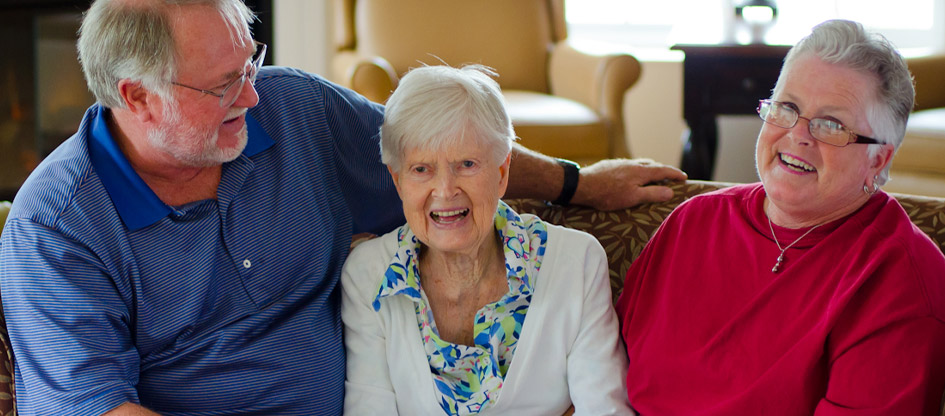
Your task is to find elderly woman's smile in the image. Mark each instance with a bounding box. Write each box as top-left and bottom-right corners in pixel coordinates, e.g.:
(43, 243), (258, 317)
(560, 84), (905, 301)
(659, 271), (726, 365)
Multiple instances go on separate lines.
(430, 208), (468, 223)
(778, 153), (816, 173)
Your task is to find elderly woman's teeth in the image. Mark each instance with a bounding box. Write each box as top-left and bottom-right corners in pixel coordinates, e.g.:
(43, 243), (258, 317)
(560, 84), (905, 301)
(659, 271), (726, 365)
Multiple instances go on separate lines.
(431, 209), (469, 223)
(780, 153), (816, 172)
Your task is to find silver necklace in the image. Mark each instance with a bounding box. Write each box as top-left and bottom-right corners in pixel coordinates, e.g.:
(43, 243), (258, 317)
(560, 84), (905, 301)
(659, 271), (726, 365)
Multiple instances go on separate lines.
(766, 217), (820, 273)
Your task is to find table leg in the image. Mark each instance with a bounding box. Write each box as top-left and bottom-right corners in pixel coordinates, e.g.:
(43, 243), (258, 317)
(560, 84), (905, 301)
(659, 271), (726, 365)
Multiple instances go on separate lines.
(680, 114), (719, 180)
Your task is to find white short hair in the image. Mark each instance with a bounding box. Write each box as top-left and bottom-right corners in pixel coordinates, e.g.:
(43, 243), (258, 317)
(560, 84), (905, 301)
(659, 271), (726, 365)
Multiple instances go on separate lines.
(78, 0), (255, 109)
(380, 64), (516, 171)
(773, 19), (914, 186)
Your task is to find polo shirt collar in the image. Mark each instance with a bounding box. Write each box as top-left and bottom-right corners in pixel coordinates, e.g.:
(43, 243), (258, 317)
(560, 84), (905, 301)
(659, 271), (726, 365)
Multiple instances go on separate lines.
(86, 104), (274, 231)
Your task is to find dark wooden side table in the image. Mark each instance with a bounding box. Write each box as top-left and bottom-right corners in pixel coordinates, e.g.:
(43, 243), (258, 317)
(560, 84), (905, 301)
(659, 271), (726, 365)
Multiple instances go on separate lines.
(671, 44), (791, 179)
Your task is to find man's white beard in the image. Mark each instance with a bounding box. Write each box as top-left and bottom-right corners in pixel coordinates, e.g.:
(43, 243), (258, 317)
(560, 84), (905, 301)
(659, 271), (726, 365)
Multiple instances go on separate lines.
(148, 103), (249, 168)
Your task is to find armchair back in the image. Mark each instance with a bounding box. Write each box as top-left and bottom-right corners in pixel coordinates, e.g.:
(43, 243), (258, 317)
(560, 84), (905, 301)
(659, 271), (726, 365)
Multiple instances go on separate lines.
(333, 0), (566, 93)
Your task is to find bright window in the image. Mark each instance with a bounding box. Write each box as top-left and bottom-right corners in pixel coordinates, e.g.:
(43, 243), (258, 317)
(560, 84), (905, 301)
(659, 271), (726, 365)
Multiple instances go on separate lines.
(566, 0), (945, 56)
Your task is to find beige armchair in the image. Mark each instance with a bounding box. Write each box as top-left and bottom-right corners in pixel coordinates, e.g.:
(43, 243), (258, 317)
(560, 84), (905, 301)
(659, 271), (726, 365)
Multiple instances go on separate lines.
(329, 0), (642, 163)
(888, 55), (945, 197)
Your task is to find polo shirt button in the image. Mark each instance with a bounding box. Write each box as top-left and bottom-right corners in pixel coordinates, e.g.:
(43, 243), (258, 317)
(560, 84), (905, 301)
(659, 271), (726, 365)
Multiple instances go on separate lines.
(243, 259), (252, 269)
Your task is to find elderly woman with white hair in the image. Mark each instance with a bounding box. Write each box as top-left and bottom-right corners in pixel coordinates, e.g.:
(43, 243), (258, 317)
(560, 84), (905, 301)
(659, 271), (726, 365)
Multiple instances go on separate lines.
(340, 64), (633, 415)
(616, 20), (945, 415)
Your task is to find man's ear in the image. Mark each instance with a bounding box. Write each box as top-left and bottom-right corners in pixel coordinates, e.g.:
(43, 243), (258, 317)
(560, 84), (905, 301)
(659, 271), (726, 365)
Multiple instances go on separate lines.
(117, 79), (159, 123)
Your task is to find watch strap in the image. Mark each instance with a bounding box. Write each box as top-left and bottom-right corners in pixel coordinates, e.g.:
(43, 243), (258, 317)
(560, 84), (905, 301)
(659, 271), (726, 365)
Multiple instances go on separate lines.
(552, 158), (580, 206)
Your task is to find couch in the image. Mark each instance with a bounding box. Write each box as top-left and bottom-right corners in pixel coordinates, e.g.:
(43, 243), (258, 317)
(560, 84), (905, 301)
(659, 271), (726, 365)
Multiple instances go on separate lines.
(1, 182), (944, 414)
(887, 54), (945, 197)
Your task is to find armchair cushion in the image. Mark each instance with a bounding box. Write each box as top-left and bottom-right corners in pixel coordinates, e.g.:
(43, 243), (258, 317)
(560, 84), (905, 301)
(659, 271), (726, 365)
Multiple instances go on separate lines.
(898, 109), (945, 175)
(504, 91), (608, 160)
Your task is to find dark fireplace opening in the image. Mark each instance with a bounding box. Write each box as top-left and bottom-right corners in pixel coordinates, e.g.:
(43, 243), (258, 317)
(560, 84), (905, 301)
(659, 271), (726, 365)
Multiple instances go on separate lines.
(0, 0), (272, 202)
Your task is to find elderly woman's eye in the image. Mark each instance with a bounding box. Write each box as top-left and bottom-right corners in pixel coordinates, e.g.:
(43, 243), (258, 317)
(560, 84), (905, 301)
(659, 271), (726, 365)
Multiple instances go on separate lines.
(461, 160), (476, 168)
(815, 119), (844, 132)
(412, 166), (427, 174)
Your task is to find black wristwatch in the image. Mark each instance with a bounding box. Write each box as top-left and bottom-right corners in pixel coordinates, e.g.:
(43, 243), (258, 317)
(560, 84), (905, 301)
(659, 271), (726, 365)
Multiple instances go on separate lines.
(552, 158), (580, 206)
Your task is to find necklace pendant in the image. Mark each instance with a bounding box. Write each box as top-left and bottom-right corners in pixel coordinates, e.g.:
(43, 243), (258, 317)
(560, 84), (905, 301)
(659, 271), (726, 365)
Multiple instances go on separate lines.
(772, 254), (784, 273)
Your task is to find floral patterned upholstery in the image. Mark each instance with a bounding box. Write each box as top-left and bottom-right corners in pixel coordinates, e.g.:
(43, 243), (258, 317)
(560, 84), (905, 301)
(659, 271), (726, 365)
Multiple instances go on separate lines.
(0, 180), (942, 414)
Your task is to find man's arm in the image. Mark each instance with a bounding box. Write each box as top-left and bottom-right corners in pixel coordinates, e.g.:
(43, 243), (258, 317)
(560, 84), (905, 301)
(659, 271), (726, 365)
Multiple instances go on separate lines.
(505, 144), (687, 211)
(1, 218), (140, 414)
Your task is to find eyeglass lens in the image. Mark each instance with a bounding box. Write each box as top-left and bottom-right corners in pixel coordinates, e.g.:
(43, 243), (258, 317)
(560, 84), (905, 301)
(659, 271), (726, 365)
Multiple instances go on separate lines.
(757, 100), (852, 147)
(220, 42), (267, 107)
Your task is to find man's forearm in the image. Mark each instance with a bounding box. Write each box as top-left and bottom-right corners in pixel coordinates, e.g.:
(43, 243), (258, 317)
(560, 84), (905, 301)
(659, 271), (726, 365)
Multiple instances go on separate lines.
(505, 143), (688, 210)
(505, 143), (563, 201)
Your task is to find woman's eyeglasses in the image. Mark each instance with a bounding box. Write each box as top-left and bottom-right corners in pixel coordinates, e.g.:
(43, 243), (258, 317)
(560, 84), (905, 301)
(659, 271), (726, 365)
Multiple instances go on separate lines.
(757, 99), (886, 147)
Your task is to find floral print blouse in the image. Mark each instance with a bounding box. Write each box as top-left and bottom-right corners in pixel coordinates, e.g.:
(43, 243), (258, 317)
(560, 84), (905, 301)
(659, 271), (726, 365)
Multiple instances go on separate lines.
(372, 201), (548, 415)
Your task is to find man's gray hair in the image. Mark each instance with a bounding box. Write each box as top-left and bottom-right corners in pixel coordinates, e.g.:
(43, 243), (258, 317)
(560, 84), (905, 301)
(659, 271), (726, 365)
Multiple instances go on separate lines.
(380, 64), (516, 171)
(774, 19), (914, 186)
(78, 0), (255, 109)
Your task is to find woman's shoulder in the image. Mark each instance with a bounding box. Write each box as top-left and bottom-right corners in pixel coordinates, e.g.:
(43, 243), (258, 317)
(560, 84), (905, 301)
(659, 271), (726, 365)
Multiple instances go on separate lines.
(538, 218), (603, 252)
(342, 227), (402, 292)
(853, 193), (945, 319)
(348, 228), (400, 260)
(683, 182), (761, 208)
(533, 219), (607, 291)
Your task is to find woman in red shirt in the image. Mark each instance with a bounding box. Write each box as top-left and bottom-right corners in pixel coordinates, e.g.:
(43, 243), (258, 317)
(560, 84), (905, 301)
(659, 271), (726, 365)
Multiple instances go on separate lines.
(617, 19), (945, 415)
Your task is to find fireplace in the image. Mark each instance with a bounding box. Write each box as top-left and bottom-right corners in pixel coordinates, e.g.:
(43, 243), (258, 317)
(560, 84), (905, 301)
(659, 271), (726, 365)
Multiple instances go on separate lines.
(0, 0), (273, 202)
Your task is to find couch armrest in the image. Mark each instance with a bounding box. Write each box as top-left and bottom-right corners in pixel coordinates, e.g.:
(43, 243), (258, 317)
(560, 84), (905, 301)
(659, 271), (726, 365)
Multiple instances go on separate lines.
(547, 42), (641, 157)
(907, 54), (945, 112)
(331, 52), (399, 104)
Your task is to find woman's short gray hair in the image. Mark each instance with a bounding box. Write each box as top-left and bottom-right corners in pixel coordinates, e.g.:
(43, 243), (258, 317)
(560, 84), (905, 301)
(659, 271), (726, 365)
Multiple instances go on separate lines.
(78, 0), (255, 109)
(775, 19), (914, 186)
(380, 64), (516, 171)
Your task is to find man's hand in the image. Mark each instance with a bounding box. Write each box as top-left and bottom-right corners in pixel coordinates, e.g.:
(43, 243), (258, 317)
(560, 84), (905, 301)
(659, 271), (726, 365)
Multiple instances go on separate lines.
(505, 144), (687, 211)
(571, 158), (686, 211)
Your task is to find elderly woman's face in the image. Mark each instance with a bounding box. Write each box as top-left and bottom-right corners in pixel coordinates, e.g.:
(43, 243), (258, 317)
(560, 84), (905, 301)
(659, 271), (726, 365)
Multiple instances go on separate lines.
(756, 54), (889, 223)
(389, 137), (510, 256)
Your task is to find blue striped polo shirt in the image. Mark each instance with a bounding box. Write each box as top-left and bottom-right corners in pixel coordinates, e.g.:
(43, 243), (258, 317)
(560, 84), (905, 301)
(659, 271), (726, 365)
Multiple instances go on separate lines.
(0, 67), (404, 415)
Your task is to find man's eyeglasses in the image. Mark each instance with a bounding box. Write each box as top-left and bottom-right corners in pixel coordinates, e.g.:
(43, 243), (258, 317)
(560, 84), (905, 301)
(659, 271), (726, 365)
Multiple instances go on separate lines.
(172, 41), (267, 108)
(757, 99), (887, 147)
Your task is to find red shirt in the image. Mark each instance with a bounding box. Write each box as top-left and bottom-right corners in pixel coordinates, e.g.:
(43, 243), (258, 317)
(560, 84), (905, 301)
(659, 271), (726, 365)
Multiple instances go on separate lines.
(616, 183), (945, 415)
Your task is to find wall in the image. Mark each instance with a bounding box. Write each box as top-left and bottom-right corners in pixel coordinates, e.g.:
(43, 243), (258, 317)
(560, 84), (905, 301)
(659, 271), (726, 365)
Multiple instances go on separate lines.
(273, 0), (332, 78)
